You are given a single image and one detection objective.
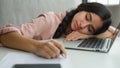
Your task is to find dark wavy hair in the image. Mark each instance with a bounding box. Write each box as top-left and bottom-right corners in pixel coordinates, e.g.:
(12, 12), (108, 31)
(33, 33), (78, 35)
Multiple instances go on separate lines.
(53, 2), (112, 38)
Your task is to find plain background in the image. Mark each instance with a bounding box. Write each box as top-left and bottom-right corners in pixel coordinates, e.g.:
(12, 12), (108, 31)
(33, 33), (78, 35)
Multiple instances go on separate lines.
(0, 0), (120, 27)
(0, 0), (81, 27)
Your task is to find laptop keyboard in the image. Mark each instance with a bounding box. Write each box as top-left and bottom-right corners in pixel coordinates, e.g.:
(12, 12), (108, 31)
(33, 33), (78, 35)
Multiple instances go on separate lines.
(78, 37), (112, 50)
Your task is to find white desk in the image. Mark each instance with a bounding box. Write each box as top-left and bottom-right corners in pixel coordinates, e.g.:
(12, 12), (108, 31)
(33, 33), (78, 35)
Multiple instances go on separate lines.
(0, 37), (120, 68)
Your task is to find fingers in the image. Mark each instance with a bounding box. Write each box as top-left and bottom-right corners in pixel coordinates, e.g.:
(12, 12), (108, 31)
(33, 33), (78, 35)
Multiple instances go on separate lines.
(65, 31), (92, 41)
(47, 42), (61, 58)
(66, 35), (79, 41)
(35, 48), (51, 59)
(51, 40), (67, 58)
(34, 40), (67, 59)
(65, 32), (80, 41)
(35, 45), (59, 59)
(65, 31), (76, 40)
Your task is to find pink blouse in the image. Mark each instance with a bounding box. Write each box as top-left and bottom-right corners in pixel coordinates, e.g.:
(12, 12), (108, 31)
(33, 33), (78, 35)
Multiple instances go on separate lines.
(0, 11), (67, 40)
(0, 11), (116, 47)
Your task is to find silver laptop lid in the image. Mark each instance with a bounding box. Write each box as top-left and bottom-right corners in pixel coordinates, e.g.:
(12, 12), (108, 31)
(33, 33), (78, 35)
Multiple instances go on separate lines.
(116, 22), (120, 37)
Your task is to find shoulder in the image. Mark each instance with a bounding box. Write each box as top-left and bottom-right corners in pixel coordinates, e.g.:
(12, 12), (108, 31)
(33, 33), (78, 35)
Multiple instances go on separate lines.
(37, 11), (67, 21)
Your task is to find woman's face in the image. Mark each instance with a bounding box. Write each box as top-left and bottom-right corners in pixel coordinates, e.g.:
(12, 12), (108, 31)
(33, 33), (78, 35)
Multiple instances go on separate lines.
(71, 11), (103, 35)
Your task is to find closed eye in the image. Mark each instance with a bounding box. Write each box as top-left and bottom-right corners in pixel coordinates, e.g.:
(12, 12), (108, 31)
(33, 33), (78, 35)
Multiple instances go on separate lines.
(88, 25), (95, 34)
(85, 13), (92, 22)
(86, 13), (95, 34)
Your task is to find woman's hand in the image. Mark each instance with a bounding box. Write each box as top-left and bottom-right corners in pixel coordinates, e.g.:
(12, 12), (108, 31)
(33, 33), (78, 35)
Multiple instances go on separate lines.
(0, 32), (67, 59)
(65, 31), (93, 41)
(32, 39), (67, 59)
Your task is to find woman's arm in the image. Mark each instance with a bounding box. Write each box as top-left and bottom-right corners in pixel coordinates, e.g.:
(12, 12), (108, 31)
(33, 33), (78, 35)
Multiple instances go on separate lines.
(0, 32), (67, 59)
(64, 26), (118, 41)
(64, 31), (94, 41)
(0, 32), (35, 52)
(96, 26), (118, 40)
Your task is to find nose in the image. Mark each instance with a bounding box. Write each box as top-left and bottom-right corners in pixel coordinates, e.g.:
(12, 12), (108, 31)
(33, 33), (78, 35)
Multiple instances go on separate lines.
(80, 21), (90, 29)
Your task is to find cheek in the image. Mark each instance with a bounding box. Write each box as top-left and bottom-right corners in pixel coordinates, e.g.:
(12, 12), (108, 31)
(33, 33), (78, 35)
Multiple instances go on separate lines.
(80, 29), (87, 34)
(71, 20), (75, 30)
(78, 28), (91, 35)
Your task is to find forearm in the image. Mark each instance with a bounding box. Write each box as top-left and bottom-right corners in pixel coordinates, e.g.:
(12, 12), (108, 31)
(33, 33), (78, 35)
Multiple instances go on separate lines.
(0, 32), (36, 52)
(0, 32), (67, 59)
(96, 26), (117, 40)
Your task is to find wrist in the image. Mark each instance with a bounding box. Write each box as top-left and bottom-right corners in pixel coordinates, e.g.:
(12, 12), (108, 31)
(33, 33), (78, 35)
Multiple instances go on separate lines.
(28, 39), (44, 54)
(27, 39), (38, 53)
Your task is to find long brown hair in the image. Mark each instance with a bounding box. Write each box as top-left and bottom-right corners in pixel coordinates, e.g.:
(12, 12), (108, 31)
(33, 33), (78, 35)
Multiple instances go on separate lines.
(53, 2), (112, 38)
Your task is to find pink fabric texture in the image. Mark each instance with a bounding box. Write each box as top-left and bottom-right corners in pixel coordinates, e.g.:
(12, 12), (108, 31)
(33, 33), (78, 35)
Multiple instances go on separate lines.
(0, 11), (67, 40)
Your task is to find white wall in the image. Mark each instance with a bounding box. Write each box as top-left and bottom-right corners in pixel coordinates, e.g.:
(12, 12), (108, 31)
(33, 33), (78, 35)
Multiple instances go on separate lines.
(107, 5), (120, 27)
(0, 0), (82, 27)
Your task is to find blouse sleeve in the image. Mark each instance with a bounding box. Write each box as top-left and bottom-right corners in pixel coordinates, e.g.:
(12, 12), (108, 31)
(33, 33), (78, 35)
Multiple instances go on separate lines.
(0, 24), (22, 35)
(0, 15), (49, 39)
(0, 11), (67, 40)
(20, 15), (49, 38)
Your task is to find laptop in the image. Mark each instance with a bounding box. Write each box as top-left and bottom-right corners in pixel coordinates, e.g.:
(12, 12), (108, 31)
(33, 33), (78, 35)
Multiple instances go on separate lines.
(55, 23), (120, 53)
(13, 64), (61, 68)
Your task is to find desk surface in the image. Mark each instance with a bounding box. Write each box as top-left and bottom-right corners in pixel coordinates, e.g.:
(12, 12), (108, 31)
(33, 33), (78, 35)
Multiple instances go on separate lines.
(0, 37), (120, 68)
